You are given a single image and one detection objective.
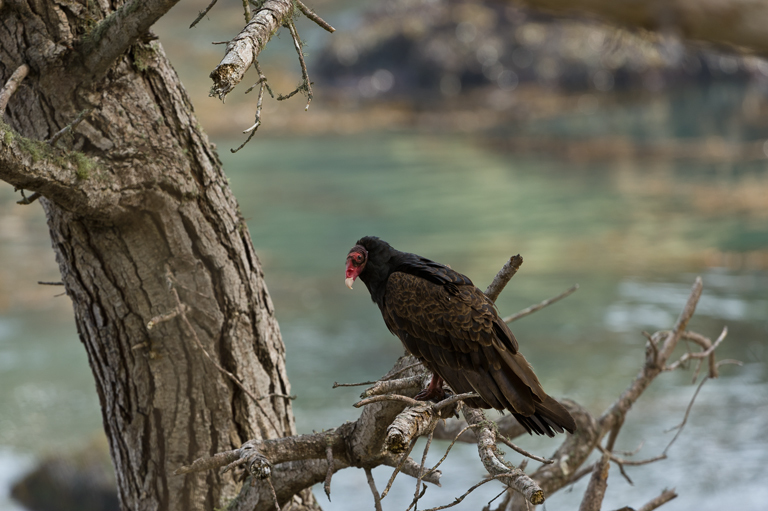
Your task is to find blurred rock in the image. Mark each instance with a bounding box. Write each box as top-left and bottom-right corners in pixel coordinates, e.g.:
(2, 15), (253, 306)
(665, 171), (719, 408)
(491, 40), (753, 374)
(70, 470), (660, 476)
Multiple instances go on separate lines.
(313, 0), (761, 104)
(10, 437), (118, 511)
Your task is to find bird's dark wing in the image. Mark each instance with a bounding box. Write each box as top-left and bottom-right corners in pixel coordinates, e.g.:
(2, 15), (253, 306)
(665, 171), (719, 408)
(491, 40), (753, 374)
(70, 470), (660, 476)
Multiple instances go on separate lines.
(382, 272), (576, 436)
(394, 256), (475, 288)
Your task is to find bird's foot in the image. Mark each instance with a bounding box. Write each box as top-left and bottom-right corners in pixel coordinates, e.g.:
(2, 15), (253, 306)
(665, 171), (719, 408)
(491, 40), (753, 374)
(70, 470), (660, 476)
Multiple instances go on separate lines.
(414, 374), (446, 402)
(414, 386), (446, 402)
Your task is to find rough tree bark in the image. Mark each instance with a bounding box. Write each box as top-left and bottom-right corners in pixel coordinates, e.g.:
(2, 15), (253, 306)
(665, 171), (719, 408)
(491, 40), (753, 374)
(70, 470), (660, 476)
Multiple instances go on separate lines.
(0, 1), (312, 509)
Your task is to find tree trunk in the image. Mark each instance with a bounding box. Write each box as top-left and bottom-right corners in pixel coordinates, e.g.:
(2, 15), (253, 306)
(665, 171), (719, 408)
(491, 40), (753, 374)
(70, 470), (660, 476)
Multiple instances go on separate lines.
(0, 1), (312, 509)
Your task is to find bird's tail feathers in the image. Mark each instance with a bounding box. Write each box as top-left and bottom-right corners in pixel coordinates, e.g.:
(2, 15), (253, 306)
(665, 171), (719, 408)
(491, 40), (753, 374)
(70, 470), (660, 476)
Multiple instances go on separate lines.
(516, 395), (576, 437)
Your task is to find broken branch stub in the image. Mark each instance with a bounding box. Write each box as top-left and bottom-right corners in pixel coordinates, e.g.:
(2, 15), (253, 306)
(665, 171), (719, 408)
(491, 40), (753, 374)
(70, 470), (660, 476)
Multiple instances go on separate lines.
(209, 0), (293, 101)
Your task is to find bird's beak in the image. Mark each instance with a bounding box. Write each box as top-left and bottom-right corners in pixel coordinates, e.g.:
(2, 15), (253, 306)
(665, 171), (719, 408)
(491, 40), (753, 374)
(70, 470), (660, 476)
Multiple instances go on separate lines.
(345, 256), (363, 290)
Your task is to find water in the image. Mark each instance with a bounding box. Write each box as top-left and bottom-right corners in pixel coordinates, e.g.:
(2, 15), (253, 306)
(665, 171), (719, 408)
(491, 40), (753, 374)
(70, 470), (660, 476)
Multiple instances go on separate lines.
(1, 86), (767, 510)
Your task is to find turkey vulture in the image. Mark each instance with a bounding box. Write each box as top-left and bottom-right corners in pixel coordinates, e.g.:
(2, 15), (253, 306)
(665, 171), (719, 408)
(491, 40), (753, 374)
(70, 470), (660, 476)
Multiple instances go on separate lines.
(345, 236), (576, 437)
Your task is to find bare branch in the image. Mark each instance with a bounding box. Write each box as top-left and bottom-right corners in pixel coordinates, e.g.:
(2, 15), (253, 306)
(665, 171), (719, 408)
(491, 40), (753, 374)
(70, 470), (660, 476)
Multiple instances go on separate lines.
(17, 191), (41, 205)
(579, 451), (610, 511)
(362, 375), (425, 398)
(240, 0), (251, 24)
(334, 380), (379, 388)
(323, 443), (333, 500)
(0, 64), (29, 113)
(189, 0), (218, 28)
(365, 468), (383, 511)
(385, 404), (439, 454)
(355, 394), (422, 409)
(497, 434), (554, 465)
(279, 20), (313, 110)
(484, 254), (523, 302)
(599, 277), (703, 434)
(232, 62), (269, 153)
(381, 452), (442, 487)
(77, 0), (180, 86)
(209, 0), (294, 101)
(503, 284), (579, 323)
(264, 477), (280, 511)
(464, 407), (545, 505)
(426, 424), (480, 477)
(433, 413), (527, 444)
(0, 123), (115, 215)
(665, 328), (726, 372)
(409, 431), (434, 510)
(421, 474), (522, 511)
(638, 488), (678, 511)
(381, 440), (417, 499)
(383, 361), (425, 380)
(48, 108), (94, 147)
(662, 376), (710, 456)
(295, 0), (336, 33)
(679, 328), (727, 378)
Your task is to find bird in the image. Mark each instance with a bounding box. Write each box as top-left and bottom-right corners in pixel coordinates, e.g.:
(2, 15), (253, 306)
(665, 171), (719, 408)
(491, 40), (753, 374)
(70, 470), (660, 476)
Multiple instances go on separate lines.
(345, 236), (576, 437)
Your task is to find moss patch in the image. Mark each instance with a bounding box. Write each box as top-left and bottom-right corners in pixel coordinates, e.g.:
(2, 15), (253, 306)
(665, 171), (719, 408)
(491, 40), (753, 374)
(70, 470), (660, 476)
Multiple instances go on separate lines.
(70, 152), (97, 180)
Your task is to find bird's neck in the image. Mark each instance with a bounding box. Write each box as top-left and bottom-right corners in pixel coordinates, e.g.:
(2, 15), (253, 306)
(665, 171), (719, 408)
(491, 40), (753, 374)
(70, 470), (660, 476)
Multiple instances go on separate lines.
(360, 250), (406, 306)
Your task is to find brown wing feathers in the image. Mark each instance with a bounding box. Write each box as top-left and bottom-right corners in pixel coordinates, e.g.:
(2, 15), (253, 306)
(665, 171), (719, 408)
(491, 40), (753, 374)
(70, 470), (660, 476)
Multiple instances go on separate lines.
(384, 272), (576, 437)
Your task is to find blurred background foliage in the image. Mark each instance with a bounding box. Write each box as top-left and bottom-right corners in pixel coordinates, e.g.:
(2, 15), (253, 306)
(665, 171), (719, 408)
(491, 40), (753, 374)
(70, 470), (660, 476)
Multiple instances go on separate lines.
(1, 1), (767, 510)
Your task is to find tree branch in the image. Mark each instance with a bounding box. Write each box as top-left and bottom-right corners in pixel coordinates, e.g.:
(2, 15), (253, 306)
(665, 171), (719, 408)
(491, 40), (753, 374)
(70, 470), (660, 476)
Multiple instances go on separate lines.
(209, 0), (294, 101)
(75, 0), (181, 86)
(0, 64), (29, 113)
(512, 0), (768, 55)
(463, 407), (545, 505)
(0, 122), (116, 214)
(503, 284), (579, 323)
(599, 277), (703, 434)
(484, 254), (523, 302)
(638, 488), (678, 511)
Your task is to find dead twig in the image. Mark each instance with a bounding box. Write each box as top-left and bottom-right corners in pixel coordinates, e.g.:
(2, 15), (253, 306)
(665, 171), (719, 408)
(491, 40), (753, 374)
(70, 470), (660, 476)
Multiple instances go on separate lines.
(484, 254), (523, 303)
(240, 0), (251, 23)
(433, 392), (480, 411)
(661, 375), (709, 455)
(360, 374), (425, 398)
(579, 451), (611, 511)
(265, 477), (280, 511)
(295, 0), (335, 33)
(190, 0), (218, 28)
(48, 108), (94, 147)
(497, 434), (554, 465)
(420, 473), (521, 511)
(354, 394), (422, 409)
(666, 327), (727, 373)
(380, 439), (418, 499)
(383, 361), (424, 380)
(0, 64), (29, 113)
(503, 284), (579, 323)
(408, 431), (434, 511)
(278, 20), (312, 110)
(424, 424), (480, 478)
(323, 442), (333, 500)
(637, 488), (678, 511)
(333, 380), (379, 388)
(17, 191), (41, 205)
(464, 407), (544, 505)
(365, 467), (384, 511)
(232, 62), (272, 153)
